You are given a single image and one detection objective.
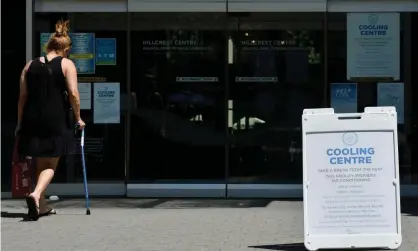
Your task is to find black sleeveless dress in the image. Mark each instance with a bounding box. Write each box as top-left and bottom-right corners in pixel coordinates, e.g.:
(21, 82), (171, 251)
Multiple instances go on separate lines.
(18, 56), (74, 158)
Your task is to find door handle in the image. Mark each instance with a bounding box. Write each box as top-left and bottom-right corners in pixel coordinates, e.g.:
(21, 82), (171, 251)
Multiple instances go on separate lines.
(228, 37), (234, 65)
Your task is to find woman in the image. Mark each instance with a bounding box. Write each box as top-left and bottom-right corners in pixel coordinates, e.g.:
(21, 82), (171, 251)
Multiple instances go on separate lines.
(17, 19), (85, 220)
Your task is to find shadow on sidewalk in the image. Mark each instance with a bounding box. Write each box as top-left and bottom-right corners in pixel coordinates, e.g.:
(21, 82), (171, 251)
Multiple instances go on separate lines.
(249, 243), (306, 251)
(401, 198), (418, 217)
(3, 198), (417, 213)
(1, 212), (31, 221)
(249, 243), (387, 251)
(2, 198), (276, 209)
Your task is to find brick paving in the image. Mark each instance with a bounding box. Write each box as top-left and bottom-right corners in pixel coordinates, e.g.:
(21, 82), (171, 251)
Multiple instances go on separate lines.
(1, 199), (418, 251)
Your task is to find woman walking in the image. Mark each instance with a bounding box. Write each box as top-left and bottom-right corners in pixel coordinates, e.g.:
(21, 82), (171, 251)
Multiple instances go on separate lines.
(16, 19), (85, 220)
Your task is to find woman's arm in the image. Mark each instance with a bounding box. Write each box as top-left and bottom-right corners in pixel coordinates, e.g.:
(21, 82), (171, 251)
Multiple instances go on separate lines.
(17, 61), (32, 126)
(63, 58), (81, 122)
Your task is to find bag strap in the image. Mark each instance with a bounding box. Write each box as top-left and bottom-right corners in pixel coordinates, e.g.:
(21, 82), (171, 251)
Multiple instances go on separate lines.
(44, 56), (53, 75)
(43, 56), (70, 104)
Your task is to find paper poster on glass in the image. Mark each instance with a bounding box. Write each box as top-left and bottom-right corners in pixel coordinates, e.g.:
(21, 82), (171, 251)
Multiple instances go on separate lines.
(41, 33), (95, 74)
(330, 83), (357, 113)
(96, 38), (117, 65)
(93, 83), (120, 124)
(78, 83), (92, 110)
(347, 13), (400, 80)
(377, 82), (404, 124)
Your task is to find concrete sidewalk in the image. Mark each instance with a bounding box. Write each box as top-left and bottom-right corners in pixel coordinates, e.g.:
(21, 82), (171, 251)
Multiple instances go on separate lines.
(1, 199), (418, 251)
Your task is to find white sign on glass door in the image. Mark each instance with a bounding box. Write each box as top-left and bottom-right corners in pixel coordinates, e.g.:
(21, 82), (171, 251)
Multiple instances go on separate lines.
(78, 83), (92, 110)
(93, 82), (120, 124)
(347, 13), (400, 80)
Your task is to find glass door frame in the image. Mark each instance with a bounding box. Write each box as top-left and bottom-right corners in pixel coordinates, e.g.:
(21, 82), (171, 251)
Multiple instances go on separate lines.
(25, 1), (127, 198)
(25, 3), (418, 198)
(127, 12), (229, 197)
(224, 13), (327, 198)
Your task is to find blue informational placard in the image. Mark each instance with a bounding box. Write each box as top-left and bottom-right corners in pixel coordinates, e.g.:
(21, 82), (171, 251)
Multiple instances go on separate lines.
(69, 33), (95, 74)
(40, 33), (51, 56)
(377, 82), (404, 124)
(330, 83), (357, 113)
(96, 38), (117, 66)
(40, 33), (95, 74)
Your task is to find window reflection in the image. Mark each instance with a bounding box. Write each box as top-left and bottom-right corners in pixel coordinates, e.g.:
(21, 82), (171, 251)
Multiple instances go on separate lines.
(327, 13), (414, 184)
(130, 13), (226, 182)
(34, 12), (127, 182)
(229, 13), (325, 184)
(410, 12), (418, 184)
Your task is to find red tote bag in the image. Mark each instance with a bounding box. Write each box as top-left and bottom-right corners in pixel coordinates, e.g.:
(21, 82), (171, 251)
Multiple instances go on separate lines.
(11, 137), (33, 198)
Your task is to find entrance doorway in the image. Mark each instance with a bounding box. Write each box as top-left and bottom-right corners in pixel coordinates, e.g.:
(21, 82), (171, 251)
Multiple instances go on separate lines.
(128, 13), (228, 197)
(127, 12), (325, 197)
(226, 13), (325, 197)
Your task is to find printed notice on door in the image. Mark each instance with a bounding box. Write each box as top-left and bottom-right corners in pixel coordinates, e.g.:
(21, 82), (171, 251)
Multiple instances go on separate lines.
(347, 13), (400, 80)
(305, 131), (397, 235)
(378, 83), (404, 124)
(93, 82), (120, 124)
(78, 83), (91, 110)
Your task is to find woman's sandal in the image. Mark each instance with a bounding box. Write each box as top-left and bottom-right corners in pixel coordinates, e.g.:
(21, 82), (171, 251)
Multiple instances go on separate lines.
(39, 208), (57, 217)
(25, 195), (40, 221)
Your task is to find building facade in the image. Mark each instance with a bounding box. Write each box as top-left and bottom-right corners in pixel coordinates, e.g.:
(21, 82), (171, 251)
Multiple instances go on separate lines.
(2, 0), (418, 197)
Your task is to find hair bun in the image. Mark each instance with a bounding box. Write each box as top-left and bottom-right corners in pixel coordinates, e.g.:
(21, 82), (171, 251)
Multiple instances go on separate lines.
(54, 19), (70, 37)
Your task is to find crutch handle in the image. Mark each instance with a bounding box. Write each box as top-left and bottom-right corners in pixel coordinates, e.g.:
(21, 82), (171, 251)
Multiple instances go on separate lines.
(75, 123), (85, 146)
(80, 129), (85, 147)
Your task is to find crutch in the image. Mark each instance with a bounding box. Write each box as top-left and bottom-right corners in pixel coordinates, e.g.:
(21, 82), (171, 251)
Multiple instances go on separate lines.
(79, 126), (91, 215)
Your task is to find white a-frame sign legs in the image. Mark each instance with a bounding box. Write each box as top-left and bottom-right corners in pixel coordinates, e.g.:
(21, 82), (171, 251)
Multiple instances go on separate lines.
(302, 107), (402, 250)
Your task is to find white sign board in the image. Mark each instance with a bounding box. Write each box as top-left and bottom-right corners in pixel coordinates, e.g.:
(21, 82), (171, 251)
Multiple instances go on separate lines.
(302, 107), (402, 251)
(347, 13), (400, 80)
(93, 82), (120, 124)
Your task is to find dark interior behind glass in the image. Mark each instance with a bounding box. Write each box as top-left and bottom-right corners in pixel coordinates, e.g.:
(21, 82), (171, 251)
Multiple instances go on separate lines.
(327, 13), (414, 184)
(34, 13), (127, 182)
(129, 14), (227, 182)
(228, 13), (325, 184)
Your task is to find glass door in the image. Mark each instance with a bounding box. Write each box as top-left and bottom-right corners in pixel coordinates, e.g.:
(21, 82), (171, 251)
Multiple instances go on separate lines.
(33, 12), (127, 196)
(226, 13), (325, 197)
(128, 13), (228, 197)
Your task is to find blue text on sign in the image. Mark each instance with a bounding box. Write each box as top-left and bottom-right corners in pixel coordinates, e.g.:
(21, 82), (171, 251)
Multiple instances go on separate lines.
(358, 24), (388, 36)
(98, 91), (115, 98)
(327, 147), (375, 165)
(336, 88), (352, 97)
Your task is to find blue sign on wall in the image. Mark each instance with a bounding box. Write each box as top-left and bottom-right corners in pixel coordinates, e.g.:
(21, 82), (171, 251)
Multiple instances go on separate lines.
(96, 38), (117, 66)
(41, 33), (95, 74)
(330, 83), (357, 113)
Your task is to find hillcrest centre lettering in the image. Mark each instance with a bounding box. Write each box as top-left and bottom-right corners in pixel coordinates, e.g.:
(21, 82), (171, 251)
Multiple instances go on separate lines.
(327, 147), (375, 165)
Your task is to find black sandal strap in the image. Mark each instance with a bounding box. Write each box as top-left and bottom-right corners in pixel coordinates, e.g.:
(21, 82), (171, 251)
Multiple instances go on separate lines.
(39, 208), (57, 217)
(25, 196), (40, 221)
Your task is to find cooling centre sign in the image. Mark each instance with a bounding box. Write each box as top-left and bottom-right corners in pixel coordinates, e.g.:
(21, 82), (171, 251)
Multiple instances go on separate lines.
(306, 130), (398, 236)
(303, 108), (401, 251)
(93, 83), (120, 124)
(347, 13), (400, 80)
(326, 132), (375, 166)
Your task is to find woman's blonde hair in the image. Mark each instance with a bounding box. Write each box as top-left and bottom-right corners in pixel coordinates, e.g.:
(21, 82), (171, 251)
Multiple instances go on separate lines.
(46, 19), (72, 52)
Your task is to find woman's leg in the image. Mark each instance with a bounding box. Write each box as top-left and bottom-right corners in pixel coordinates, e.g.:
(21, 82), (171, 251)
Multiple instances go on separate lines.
(28, 157), (60, 213)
